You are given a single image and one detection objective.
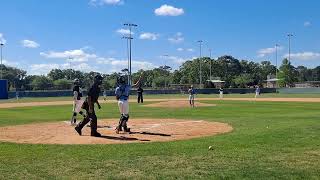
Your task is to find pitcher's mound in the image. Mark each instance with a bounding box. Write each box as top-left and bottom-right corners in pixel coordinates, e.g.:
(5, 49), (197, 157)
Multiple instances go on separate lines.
(0, 119), (232, 145)
(145, 101), (216, 108)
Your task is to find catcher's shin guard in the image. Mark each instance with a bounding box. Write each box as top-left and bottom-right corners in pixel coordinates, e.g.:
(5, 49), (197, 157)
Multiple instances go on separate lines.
(71, 112), (77, 125)
(122, 115), (130, 132)
(116, 114), (125, 134)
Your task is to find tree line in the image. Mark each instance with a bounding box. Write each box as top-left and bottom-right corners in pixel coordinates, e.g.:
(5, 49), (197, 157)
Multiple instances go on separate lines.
(1, 55), (319, 91)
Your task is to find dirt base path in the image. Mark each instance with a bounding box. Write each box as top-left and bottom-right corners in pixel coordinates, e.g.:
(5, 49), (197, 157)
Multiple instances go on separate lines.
(0, 119), (232, 145)
(144, 100), (216, 108)
(1, 97), (320, 109)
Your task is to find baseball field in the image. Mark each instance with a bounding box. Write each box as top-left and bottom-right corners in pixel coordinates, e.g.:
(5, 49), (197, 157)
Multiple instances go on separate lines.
(0, 94), (319, 179)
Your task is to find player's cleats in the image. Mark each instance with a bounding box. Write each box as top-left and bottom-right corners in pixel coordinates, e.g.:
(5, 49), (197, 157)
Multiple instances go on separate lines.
(91, 131), (101, 137)
(75, 126), (82, 136)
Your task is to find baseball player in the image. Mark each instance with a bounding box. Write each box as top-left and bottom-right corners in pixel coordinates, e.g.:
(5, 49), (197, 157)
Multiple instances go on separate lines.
(137, 85), (144, 103)
(188, 85), (195, 108)
(115, 74), (143, 134)
(75, 74), (104, 137)
(219, 87), (224, 99)
(70, 79), (85, 125)
(255, 85), (261, 99)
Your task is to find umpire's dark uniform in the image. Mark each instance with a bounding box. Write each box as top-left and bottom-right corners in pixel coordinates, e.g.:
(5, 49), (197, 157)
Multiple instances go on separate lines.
(137, 86), (144, 103)
(75, 75), (103, 137)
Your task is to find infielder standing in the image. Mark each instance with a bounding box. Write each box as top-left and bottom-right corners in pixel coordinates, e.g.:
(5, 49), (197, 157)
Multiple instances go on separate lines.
(188, 85), (195, 108)
(71, 79), (85, 125)
(115, 74), (143, 134)
(255, 85), (261, 99)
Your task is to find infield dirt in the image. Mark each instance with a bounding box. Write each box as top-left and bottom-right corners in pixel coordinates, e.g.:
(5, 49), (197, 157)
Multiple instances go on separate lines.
(0, 119), (232, 145)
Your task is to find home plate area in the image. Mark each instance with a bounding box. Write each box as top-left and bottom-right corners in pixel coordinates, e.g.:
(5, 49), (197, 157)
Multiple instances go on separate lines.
(0, 119), (232, 145)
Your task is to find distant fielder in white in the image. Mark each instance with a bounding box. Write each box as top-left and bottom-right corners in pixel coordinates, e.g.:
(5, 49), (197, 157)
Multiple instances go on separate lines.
(219, 87), (224, 99)
(188, 85), (195, 108)
(115, 73), (143, 133)
(255, 85), (261, 99)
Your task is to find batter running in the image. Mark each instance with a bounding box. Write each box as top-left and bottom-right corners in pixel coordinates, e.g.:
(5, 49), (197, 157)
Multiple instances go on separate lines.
(115, 74), (143, 134)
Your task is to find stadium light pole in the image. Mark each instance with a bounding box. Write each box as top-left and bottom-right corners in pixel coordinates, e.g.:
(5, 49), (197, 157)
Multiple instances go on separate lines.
(122, 36), (132, 84)
(0, 43), (4, 79)
(275, 44), (279, 78)
(287, 34), (293, 63)
(208, 48), (212, 80)
(197, 40), (203, 88)
(162, 54), (169, 89)
(124, 23), (137, 85)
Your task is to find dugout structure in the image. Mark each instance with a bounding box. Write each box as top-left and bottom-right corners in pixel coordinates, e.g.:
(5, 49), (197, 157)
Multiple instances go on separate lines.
(0, 79), (8, 99)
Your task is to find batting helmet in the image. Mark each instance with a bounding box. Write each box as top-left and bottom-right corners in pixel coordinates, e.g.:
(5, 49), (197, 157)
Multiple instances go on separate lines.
(117, 75), (127, 85)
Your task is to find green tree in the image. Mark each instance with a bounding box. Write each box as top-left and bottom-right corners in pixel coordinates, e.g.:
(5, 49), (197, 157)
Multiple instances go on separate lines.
(31, 76), (53, 90)
(53, 79), (71, 90)
(278, 58), (298, 87)
(233, 74), (254, 88)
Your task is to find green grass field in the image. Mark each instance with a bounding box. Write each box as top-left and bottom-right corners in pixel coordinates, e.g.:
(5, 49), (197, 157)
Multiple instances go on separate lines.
(1, 93), (320, 104)
(0, 97), (319, 179)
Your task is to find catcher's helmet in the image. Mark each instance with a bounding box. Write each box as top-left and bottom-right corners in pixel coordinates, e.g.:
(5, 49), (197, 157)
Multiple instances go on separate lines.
(74, 78), (80, 85)
(94, 74), (103, 85)
(117, 75), (126, 85)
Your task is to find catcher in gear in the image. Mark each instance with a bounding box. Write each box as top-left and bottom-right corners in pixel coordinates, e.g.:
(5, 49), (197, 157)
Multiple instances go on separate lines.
(115, 73), (143, 133)
(70, 78), (85, 125)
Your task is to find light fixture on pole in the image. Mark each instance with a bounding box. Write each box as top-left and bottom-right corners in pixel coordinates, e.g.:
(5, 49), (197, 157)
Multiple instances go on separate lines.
(197, 40), (203, 88)
(124, 23), (138, 85)
(0, 43), (4, 79)
(287, 34), (293, 63)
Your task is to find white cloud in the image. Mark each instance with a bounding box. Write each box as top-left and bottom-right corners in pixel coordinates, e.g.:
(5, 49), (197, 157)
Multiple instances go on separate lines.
(257, 46), (283, 57)
(163, 56), (191, 65)
(116, 28), (133, 36)
(40, 49), (97, 62)
(2, 60), (19, 67)
(30, 64), (61, 75)
(304, 21), (311, 27)
(284, 52), (320, 61)
(168, 32), (184, 43)
(177, 48), (194, 52)
(0, 33), (6, 44)
(89, 0), (123, 6)
(97, 57), (156, 72)
(21, 40), (40, 48)
(154, 4), (184, 16)
(139, 32), (159, 40)
(29, 63), (97, 75)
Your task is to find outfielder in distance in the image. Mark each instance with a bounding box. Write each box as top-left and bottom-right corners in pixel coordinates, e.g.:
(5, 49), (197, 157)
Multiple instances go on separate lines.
(70, 78), (85, 125)
(188, 85), (195, 108)
(115, 73), (143, 134)
(75, 74), (104, 137)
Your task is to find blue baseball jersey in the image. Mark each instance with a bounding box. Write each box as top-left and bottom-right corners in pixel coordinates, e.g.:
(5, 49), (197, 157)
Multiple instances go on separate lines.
(188, 88), (195, 95)
(115, 84), (131, 101)
(256, 87), (260, 93)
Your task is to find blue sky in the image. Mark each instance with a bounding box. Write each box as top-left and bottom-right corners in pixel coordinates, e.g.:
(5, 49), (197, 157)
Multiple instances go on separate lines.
(0, 0), (319, 75)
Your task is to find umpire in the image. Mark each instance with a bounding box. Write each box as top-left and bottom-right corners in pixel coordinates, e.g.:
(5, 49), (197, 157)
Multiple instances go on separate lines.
(137, 86), (144, 103)
(75, 74), (103, 137)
